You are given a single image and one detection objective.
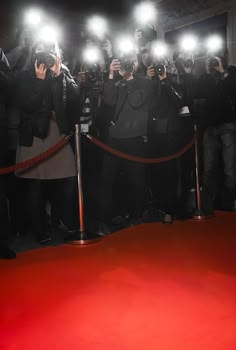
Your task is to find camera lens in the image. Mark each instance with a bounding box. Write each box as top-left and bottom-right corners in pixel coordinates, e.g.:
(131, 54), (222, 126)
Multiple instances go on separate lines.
(120, 60), (134, 74)
(155, 64), (165, 75)
(209, 57), (219, 69)
(44, 54), (56, 68)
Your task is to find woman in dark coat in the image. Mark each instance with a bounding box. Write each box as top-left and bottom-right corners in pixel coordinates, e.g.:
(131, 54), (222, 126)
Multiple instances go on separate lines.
(15, 40), (81, 243)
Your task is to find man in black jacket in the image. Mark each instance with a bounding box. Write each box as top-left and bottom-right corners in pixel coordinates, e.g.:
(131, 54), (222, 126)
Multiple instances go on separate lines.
(147, 64), (193, 223)
(0, 48), (16, 259)
(195, 57), (236, 211)
(97, 58), (153, 234)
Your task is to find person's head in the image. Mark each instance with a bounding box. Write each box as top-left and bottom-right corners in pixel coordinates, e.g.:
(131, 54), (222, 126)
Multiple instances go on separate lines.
(140, 48), (152, 67)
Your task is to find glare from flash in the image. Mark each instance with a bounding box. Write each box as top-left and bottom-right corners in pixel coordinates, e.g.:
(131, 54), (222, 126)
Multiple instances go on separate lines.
(180, 35), (198, 51)
(152, 42), (168, 58)
(83, 47), (101, 63)
(38, 26), (59, 42)
(116, 36), (135, 55)
(134, 2), (157, 25)
(206, 36), (223, 52)
(25, 9), (41, 26)
(87, 16), (108, 39)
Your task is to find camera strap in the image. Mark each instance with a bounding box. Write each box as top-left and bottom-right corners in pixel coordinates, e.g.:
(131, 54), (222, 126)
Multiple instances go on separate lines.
(62, 74), (67, 108)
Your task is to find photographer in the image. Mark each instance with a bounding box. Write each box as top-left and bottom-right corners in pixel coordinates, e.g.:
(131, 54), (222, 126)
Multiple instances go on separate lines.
(97, 58), (153, 234)
(194, 56), (236, 211)
(0, 48), (16, 258)
(6, 28), (33, 71)
(15, 39), (80, 243)
(134, 26), (157, 77)
(147, 63), (190, 223)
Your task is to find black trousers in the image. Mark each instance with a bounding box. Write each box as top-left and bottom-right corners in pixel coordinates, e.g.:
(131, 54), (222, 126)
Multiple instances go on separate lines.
(27, 177), (79, 236)
(148, 132), (190, 216)
(98, 136), (147, 223)
(0, 175), (10, 246)
(202, 122), (236, 209)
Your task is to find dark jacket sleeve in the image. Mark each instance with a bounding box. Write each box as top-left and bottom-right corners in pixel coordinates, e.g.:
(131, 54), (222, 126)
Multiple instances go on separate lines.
(0, 48), (13, 92)
(64, 71), (81, 126)
(16, 70), (46, 113)
(103, 79), (118, 107)
(222, 67), (236, 110)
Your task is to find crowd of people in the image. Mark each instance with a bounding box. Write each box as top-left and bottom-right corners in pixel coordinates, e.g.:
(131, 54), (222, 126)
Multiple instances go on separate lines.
(0, 22), (236, 259)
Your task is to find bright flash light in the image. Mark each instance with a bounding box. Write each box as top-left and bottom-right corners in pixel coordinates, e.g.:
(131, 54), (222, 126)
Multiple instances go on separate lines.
(87, 16), (108, 39)
(152, 42), (168, 58)
(116, 36), (135, 55)
(38, 26), (59, 42)
(134, 2), (157, 25)
(83, 47), (101, 63)
(25, 9), (41, 26)
(206, 35), (223, 52)
(180, 35), (198, 51)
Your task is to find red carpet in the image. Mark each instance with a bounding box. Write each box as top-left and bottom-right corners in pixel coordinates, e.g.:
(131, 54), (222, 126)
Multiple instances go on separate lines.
(0, 212), (236, 350)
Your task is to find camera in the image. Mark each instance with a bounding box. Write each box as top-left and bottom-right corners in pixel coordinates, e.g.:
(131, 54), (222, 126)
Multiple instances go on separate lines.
(35, 52), (56, 68)
(119, 58), (134, 74)
(84, 63), (103, 91)
(137, 25), (157, 45)
(208, 57), (219, 69)
(154, 63), (165, 75)
(85, 63), (100, 81)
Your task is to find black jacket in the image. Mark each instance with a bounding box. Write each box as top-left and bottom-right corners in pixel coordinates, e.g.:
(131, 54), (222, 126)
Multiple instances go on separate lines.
(16, 65), (80, 146)
(149, 77), (183, 135)
(192, 69), (236, 127)
(102, 76), (153, 139)
(0, 49), (12, 167)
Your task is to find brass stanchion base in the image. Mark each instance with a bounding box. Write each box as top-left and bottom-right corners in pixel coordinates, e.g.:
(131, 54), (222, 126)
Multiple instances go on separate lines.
(66, 231), (102, 246)
(192, 209), (213, 221)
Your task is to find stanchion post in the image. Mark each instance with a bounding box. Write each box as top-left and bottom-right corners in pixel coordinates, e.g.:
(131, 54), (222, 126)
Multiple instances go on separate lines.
(75, 124), (85, 233)
(67, 124), (101, 245)
(192, 124), (211, 220)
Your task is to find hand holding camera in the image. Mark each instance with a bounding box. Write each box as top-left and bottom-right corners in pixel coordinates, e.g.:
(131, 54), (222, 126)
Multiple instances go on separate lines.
(147, 65), (155, 79)
(35, 61), (47, 80)
(208, 56), (224, 73)
(49, 55), (61, 77)
(109, 59), (121, 78)
(147, 64), (166, 80)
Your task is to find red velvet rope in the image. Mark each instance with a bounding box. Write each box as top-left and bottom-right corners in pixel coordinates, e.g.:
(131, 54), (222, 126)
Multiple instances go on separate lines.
(0, 134), (72, 175)
(0, 131), (194, 176)
(85, 134), (195, 164)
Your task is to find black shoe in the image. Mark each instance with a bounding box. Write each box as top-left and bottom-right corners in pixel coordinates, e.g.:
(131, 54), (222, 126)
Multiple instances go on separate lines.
(97, 222), (111, 236)
(0, 247), (16, 259)
(64, 230), (80, 242)
(162, 213), (173, 224)
(128, 217), (144, 226)
(112, 215), (129, 225)
(37, 233), (52, 245)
